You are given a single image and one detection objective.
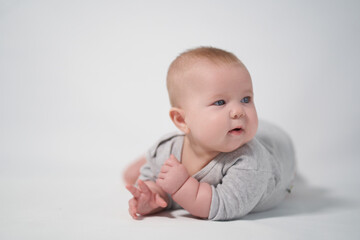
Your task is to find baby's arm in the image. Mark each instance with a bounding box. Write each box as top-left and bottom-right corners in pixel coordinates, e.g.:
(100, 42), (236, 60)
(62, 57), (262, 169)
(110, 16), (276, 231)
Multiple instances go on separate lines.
(126, 179), (169, 219)
(156, 155), (212, 219)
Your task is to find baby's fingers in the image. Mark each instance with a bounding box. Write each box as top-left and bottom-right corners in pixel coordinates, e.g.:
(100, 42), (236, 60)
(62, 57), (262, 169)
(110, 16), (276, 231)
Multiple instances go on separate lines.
(126, 184), (141, 198)
(157, 172), (166, 179)
(160, 165), (170, 173)
(155, 194), (167, 208)
(128, 198), (138, 219)
(165, 154), (179, 167)
(156, 178), (167, 192)
(137, 179), (150, 194)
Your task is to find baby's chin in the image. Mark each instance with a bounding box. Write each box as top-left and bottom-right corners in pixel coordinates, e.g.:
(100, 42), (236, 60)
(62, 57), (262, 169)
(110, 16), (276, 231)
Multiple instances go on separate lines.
(219, 141), (247, 153)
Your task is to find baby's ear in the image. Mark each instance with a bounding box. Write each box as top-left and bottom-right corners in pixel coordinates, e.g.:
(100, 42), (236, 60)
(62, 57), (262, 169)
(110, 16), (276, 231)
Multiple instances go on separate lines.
(169, 107), (189, 134)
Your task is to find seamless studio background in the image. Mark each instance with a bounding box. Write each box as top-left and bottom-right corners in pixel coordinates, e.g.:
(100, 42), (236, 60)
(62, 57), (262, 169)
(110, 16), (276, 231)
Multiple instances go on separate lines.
(1, 0), (359, 239)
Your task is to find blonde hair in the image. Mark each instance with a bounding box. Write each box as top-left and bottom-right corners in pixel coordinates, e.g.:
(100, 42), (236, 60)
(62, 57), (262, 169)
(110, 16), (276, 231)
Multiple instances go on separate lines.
(166, 46), (243, 107)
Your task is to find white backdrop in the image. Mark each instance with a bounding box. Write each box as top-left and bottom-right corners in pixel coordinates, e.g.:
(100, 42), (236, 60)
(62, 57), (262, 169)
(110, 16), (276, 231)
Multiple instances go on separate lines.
(1, 1), (359, 239)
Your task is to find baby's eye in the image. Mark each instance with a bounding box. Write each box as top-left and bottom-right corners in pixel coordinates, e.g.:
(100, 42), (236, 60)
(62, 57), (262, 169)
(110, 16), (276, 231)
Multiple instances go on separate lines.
(241, 97), (251, 103)
(214, 100), (226, 106)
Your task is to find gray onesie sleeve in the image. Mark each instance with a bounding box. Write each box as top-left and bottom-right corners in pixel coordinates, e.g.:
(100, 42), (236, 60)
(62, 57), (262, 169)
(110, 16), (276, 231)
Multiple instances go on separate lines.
(209, 160), (271, 220)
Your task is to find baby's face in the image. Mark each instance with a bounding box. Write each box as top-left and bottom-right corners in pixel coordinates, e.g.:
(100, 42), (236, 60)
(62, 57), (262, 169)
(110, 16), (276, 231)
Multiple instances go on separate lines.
(181, 60), (258, 153)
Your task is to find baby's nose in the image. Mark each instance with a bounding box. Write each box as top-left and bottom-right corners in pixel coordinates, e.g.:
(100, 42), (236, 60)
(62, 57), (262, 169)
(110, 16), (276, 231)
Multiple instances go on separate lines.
(230, 107), (244, 119)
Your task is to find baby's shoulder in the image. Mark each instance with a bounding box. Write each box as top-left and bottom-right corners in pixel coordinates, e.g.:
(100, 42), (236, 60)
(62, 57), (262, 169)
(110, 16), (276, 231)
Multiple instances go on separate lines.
(256, 120), (293, 150)
(148, 132), (183, 157)
(145, 132), (184, 167)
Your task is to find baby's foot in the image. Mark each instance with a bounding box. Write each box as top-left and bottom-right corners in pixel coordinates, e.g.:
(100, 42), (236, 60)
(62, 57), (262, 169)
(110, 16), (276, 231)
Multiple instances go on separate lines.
(123, 157), (146, 185)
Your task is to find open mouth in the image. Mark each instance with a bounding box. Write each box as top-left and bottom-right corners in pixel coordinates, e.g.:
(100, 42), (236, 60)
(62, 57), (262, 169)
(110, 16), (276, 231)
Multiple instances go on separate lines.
(229, 128), (243, 135)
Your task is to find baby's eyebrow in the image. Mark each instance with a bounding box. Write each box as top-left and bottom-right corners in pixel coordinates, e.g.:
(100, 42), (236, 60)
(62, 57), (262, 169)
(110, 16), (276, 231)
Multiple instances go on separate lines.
(208, 90), (253, 99)
(207, 93), (226, 100)
(242, 88), (254, 95)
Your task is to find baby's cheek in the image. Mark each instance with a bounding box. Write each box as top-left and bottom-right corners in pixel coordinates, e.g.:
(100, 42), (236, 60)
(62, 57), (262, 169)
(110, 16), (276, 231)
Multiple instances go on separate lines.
(199, 125), (222, 146)
(247, 112), (258, 139)
(190, 114), (223, 142)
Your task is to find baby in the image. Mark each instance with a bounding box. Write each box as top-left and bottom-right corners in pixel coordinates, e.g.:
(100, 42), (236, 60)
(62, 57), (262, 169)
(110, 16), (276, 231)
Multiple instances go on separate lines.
(124, 47), (296, 221)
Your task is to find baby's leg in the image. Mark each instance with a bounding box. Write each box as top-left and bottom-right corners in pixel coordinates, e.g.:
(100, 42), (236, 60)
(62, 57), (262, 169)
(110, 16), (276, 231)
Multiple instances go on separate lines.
(123, 156), (147, 185)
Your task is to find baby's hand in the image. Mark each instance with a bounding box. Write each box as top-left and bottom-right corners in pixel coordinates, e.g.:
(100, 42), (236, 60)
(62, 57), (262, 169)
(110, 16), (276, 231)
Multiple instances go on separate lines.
(126, 179), (167, 219)
(156, 155), (190, 195)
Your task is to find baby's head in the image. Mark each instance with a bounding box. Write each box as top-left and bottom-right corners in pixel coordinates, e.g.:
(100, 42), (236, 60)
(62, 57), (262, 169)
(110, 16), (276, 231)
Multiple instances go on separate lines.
(167, 47), (258, 153)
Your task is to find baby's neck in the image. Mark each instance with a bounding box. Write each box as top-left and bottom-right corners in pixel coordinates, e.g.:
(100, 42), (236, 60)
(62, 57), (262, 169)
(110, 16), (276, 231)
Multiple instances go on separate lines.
(181, 136), (220, 176)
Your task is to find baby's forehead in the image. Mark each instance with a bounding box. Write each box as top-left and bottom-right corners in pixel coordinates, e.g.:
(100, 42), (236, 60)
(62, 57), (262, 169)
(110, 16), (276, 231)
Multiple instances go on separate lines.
(182, 64), (249, 96)
(184, 60), (248, 81)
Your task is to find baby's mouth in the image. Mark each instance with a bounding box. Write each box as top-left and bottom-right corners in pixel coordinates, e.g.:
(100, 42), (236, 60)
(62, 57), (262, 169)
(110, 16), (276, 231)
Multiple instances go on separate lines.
(229, 128), (243, 135)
